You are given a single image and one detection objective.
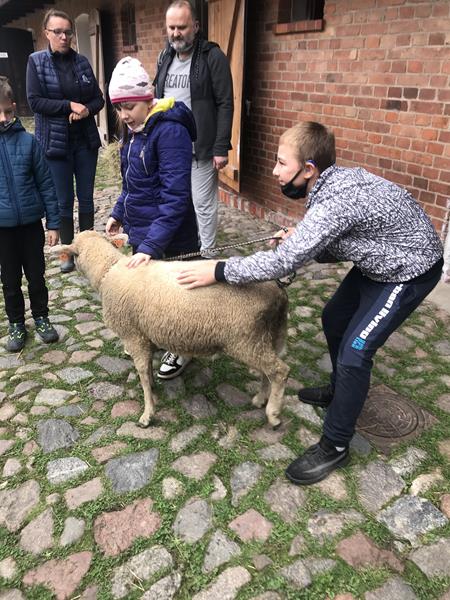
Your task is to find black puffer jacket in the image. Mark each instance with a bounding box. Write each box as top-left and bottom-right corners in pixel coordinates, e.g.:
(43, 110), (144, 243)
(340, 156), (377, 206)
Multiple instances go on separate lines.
(153, 36), (233, 160)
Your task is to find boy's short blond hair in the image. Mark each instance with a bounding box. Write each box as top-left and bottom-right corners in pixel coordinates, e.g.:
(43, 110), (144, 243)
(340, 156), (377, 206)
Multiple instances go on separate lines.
(280, 121), (336, 173)
(0, 76), (14, 104)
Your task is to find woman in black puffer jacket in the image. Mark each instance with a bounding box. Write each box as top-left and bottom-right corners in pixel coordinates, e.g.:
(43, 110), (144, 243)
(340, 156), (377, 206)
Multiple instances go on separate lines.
(26, 8), (104, 272)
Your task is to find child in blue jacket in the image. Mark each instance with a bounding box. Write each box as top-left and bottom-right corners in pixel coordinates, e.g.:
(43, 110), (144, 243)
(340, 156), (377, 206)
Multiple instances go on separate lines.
(0, 77), (59, 352)
(106, 57), (199, 379)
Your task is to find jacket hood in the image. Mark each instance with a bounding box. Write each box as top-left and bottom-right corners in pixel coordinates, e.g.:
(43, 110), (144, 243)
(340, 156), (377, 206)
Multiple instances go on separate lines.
(146, 98), (196, 142)
(0, 117), (25, 135)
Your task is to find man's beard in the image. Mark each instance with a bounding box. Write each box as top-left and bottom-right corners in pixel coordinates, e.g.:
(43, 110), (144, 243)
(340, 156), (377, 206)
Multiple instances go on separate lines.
(170, 36), (195, 54)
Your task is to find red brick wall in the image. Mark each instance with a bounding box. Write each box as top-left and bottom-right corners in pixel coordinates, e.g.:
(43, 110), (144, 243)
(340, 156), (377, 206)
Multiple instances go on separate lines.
(8, 0), (450, 237)
(239, 0), (450, 237)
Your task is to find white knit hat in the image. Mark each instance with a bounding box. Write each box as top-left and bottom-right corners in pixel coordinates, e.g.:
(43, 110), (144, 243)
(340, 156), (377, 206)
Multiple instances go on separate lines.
(108, 57), (153, 104)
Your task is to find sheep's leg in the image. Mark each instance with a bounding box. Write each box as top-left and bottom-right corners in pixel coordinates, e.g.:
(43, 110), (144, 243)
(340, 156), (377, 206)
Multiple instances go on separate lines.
(264, 357), (289, 428)
(252, 374), (271, 408)
(123, 336), (156, 428)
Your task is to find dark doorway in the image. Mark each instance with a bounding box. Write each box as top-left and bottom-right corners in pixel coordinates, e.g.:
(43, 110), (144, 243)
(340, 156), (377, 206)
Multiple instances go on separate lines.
(0, 27), (34, 116)
(99, 10), (117, 140)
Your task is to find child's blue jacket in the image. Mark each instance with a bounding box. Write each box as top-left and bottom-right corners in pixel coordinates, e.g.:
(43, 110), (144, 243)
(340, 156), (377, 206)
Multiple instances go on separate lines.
(0, 119), (59, 229)
(111, 100), (199, 259)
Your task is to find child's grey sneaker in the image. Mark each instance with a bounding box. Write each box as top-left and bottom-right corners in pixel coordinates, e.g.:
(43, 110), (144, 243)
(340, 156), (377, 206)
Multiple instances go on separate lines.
(157, 352), (191, 379)
(34, 317), (59, 343)
(6, 322), (27, 353)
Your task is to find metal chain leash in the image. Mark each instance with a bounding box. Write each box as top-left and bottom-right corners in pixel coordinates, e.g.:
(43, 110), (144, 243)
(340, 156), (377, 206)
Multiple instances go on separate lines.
(163, 233), (284, 261)
(164, 227), (297, 288)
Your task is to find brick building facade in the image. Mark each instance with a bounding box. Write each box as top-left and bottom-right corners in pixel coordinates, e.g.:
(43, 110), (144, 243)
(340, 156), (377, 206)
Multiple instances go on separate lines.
(2, 0), (450, 239)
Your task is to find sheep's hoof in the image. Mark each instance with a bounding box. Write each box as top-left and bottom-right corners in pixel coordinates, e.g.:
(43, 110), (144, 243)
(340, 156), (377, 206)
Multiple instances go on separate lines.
(269, 417), (281, 429)
(137, 416), (151, 428)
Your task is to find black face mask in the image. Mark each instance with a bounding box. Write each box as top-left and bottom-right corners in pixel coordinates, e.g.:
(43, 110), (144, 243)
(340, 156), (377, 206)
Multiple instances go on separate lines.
(280, 168), (308, 199)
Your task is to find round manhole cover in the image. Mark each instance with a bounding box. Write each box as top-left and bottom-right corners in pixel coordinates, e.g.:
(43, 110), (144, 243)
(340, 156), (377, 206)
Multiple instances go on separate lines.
(357, 391), (420, 438)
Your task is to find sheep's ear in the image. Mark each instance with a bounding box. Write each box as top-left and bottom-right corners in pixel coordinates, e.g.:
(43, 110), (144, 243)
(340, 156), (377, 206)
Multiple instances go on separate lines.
(50, 243), (78, 257)
(107, 233), (128, 248)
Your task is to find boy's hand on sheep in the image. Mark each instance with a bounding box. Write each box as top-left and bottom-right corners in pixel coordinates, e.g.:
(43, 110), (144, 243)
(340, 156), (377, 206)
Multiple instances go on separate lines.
(106, 217), (121, 235)
(177, 261), (218, 289)
(126, 252), (152, 269)
(47, 230), (59, 247)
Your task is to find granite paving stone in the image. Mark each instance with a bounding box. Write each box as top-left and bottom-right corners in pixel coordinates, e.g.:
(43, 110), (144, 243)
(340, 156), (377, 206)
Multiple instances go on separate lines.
(280, 559), (312, 589)
(170, 424), (207, 453)
(365, 576), (418, 600)
(116, 421), (167, 440)
(91, 441), (127, 463)
(172, 451), (217, 480)
(37, 419), (80, 453)
(357, 461), (405, 513)
(230, 461), (263, 506)
(191, 566), (251, 600)
(34, 388), (76, 407)
(182, 394), (218, 418)
(409, 538), (450, 577)
(19, 508), (54, 554)
(229, 509), (273, 542)
(307, 509), (365, 541)
(46, 457), (90, 485)
(336, 531), (404, 572)
(202, 529), (241, 573)
(377, 496), (448, 543)
(173, 498), (212, 543)
(0, 557), (17, 580)
(56, 367), (93, 384)
(22, 551), (92, 600)
(105, 448), (159, 493)
(141, 572), (182, 600)
(60, 517), (86, 547)
(0, 480), (40, 532)
(110, 546), (173, 599)
(93, 499), (161, 556)
(64, 477), (103, 509)
(264, 478), (307, 523)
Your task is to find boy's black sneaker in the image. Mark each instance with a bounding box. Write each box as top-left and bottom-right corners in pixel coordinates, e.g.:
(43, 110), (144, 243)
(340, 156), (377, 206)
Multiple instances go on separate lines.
(35, 317), (59, 343)
(285, 436), (350, 485)
(297, 384), (334, 408)
(6, 323), (27, 353)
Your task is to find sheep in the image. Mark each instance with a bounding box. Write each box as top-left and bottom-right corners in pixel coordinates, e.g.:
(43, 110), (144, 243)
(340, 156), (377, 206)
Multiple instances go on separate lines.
(57, 231), (290, 428)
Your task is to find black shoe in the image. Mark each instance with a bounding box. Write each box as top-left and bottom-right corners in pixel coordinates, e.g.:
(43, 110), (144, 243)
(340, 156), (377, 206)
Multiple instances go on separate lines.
(157, 352), (191, 379)
(35, 317), (59, 343)
(285, 436), (350, 485)
(297, 384), (334, 408)
(6, 322), (27, 352)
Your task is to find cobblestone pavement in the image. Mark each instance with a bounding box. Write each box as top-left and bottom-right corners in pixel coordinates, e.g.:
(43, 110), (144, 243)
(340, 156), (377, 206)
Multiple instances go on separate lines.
(0, 186), (449, 600)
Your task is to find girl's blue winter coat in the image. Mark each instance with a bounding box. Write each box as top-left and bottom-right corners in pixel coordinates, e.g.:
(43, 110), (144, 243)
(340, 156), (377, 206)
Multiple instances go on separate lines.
(111, 100), (199, 259)
(0, 119), (59, 229)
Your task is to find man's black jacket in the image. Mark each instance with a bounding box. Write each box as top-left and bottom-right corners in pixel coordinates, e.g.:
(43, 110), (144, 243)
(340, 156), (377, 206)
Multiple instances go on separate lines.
(153, 36), (234, 160)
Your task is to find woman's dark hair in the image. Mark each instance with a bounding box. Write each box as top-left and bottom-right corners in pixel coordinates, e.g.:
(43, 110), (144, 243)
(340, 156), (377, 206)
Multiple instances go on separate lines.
(42, 9), (74, 30)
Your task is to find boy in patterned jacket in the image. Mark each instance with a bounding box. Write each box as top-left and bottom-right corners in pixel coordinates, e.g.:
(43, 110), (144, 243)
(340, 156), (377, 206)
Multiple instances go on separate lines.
(176, 121), (444, 485)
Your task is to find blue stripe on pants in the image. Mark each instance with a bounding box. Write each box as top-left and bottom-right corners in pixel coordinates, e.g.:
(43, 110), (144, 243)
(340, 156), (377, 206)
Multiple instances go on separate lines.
(321, 263), (442, 445)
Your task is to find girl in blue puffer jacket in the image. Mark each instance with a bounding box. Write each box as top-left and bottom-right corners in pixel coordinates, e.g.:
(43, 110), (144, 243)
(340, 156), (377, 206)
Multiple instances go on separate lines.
(105, 57), (199, 378)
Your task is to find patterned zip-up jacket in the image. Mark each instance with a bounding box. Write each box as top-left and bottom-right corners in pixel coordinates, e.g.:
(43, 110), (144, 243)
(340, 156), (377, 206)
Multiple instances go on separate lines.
(224, 165), (443, 284)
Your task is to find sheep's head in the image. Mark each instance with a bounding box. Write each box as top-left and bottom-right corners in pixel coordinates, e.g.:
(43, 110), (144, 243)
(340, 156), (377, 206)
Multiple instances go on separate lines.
(51, 232), (128, 288)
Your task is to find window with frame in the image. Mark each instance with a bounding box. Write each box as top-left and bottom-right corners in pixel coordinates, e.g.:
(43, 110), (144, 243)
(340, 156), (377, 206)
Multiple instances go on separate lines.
(275, 0), (325, 35)
(121, 1), (137, 49)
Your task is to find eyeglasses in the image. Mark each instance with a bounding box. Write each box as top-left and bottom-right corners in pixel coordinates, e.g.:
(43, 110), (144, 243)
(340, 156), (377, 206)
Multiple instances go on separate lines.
(46, 28), (74, 38)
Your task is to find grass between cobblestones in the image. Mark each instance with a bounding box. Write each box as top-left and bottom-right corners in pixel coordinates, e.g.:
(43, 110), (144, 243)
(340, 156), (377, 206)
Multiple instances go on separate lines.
(0, 142), (449, 598)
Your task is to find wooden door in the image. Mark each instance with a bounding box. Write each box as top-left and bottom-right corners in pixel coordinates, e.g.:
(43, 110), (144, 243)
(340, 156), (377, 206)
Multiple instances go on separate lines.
(0, 27), (34, 116)
(208, 0), (245, 192)
(89, 9), (108, 145)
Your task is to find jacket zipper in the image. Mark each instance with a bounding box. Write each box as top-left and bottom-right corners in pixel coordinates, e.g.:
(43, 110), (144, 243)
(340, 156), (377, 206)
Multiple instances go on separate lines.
(0, 135), (22, 224)
(123, 135), (134, 220)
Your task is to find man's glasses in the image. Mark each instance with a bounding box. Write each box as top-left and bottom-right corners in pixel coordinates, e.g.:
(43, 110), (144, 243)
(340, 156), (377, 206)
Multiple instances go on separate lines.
(46, 28), (74, 38)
